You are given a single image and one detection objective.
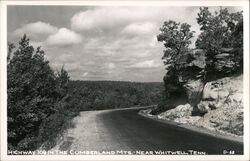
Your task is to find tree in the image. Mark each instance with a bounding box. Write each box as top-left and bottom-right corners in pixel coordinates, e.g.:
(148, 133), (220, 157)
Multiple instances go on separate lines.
(55, 66), (70, 99)
(7, 35), (59, 149)
(7, 42), (15, 63)
(157, 20), (195, 71)
(196, 7), (243, 79)
(157, 20), (195, 99)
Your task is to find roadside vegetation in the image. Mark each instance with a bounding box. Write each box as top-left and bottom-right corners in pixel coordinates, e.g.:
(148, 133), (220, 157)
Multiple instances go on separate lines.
(7, 36), (163, 150)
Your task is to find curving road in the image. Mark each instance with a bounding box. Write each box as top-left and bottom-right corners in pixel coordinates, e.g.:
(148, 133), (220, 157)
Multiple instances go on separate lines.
(52, 107), (243, 155)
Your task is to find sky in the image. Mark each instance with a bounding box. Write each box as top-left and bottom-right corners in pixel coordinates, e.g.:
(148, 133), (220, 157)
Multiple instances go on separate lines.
(7, 6), (242, 82)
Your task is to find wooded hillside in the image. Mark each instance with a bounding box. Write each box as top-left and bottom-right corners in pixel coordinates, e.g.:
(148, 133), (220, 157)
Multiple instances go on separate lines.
(7, 36), (164, 151)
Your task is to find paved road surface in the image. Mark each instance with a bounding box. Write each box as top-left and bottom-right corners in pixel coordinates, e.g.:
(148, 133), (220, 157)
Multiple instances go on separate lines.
(51, 107), (243, 155)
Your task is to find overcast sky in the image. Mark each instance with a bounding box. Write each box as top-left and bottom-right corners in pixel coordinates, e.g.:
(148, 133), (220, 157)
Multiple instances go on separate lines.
(7, 6), (242, 82)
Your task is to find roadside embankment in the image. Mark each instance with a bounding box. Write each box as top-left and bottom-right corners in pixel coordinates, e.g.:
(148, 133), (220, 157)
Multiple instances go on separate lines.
(139, 75), (243, 143)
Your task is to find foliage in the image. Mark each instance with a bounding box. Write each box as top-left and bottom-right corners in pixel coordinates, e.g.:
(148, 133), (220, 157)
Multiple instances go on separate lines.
(7, 42), (15, 63)
(196, 7), (243, 79)
(68, 81), (164, 111)
(7, 35), (164, 150)
(157, 20), (195, 109)
(156, 7), (243, 113)
(157, 20), (195, 72)
(7, 35), (70, 150)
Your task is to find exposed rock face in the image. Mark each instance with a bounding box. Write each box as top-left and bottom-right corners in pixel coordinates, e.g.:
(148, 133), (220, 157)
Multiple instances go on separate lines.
(154, 46), (243, 136)
(194, 75), (243, 136)
(158, 104), (193, 120)
(194, 101), (243, 136)
(198, 75), (243, 113)
(179, 49), (206, 107)
(156, 75), (243, 136)
(183, 79), (204, 107)
(158, 104), (201, 124)
(214, 48), (242, 75)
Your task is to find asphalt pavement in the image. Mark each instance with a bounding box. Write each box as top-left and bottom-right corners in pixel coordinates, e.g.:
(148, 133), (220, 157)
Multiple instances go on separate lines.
(51, 107), (243, 155)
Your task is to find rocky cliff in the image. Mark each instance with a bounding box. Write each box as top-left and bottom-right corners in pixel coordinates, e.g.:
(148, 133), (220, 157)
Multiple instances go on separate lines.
(156, 75), (243, 136)
(148, 47), (243, 137)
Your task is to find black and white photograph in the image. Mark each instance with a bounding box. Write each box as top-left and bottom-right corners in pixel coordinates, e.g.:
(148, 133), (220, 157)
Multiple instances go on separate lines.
(0, 0), (249, 160)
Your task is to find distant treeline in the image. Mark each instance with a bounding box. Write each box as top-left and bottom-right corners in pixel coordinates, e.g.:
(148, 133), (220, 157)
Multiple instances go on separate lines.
(7, 35), (164, 151)
(68, 80), (164, 111)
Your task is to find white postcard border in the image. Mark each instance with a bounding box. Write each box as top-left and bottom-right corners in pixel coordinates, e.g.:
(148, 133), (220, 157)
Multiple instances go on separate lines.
(1, 0), (249, 160)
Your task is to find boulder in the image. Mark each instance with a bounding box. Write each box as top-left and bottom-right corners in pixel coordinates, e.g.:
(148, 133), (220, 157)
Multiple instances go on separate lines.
(159, 104), (193, 120)
(197, 102), (210, 114)
(158, 104), (201, 124)
(202, 81), (230, 101)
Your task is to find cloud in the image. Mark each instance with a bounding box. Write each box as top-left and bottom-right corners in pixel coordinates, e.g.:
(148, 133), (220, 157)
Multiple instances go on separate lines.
(107, 63), (115, 69)
(83, 34), (162, 57)
(82, 72), (89, 77)
(12, 6), (230, 81)
(13, 21), (58, 37)
(128, 60), (161, 69)
(71, 7), (164, 31)
(70, 7), (201, 32)
(122, 22), (156, 35)
(46, 28), (82, 46)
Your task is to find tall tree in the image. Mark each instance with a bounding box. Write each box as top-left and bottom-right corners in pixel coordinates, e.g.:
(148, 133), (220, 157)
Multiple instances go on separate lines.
(157, 20), (195, 72)
(157, 20), (195, 99)
(8, 35), (59, 149)
(55, 66), (70, 98)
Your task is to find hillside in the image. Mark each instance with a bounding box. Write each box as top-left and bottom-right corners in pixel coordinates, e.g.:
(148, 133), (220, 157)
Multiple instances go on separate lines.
(144, 75), (243, 137)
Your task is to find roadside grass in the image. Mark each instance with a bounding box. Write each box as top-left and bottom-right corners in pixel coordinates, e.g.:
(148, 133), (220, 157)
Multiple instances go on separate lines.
(36, 111), (78, 150)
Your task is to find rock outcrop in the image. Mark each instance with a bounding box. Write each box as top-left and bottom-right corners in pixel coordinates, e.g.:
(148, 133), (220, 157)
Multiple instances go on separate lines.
(194, 75), (243, 136)
(179, 49), (206, 107)
(151, 46), (243, 136)
(183, 79), (204, 107)
(158, 104), (193, 120)
(157, 104), (201, 124)
(156, 75), (243, 136)
(197, 75), (243, 114)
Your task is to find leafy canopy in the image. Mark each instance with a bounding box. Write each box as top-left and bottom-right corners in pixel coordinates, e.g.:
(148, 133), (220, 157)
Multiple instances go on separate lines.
(7, 34), (70, 150)
(157, 20), (195, 71)
(196, 7), (243, 77)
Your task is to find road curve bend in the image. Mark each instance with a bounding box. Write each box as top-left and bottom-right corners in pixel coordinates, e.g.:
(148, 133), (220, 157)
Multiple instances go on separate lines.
(51, 107), (243, 155)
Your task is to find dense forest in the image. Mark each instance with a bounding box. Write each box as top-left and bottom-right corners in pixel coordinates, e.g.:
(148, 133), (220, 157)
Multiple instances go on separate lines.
(68, 81), (163, 111)
(7, 37), (164, 151)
